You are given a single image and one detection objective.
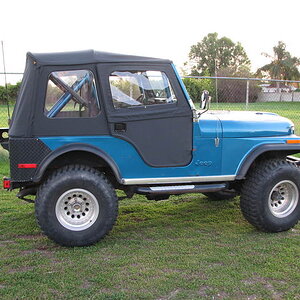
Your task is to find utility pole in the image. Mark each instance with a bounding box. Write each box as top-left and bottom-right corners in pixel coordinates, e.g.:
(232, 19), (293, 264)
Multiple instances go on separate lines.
(215, 58), (218, 106)
(1, 41), (11, 124)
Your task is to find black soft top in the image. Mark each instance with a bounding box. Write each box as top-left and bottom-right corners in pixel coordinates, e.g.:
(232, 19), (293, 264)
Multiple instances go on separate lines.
(28, 50), (172, 66)
(9, 50), (174, 137)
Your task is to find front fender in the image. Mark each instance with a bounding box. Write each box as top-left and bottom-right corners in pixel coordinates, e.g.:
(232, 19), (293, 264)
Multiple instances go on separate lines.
(236, 143), (300, 179)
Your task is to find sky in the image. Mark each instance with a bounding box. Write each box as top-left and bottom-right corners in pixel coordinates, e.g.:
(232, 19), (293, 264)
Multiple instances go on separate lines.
(0, 0), (299, 84)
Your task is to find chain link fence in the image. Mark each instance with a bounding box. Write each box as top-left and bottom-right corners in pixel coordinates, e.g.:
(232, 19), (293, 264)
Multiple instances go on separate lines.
(1, 73), (300, 133)
(183, 76), (300, 134)
(0, 72), (23, 128)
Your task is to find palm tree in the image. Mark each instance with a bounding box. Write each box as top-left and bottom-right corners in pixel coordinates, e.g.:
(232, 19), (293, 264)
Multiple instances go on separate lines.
(257, 41), (300, 80)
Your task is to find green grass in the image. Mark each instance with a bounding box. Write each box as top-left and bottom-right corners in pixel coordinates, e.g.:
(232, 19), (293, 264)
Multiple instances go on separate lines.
(1, 102), (300, 299)
(0, 151), (300, 299)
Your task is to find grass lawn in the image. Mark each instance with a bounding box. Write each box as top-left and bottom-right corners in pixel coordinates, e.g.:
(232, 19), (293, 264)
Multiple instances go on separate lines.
(0, 147), (300, 299)
(1, 101), (300, 299)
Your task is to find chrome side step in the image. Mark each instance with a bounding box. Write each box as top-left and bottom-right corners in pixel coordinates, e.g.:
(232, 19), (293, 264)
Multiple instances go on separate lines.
(136, 183), (227, 195)
(122, 175), (236, 185)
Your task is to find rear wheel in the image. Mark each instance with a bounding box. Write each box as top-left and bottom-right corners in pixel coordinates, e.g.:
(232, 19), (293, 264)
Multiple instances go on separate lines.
(240, 159), (300, 232)
(35, 165), (118, 247)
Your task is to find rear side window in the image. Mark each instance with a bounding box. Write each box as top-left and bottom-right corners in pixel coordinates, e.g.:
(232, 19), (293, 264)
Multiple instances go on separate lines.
(109, 71), (177, 109)
(45, 70), (100, 118)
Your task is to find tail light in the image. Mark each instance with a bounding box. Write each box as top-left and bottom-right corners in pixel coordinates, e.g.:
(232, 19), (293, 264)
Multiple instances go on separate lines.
(3, 178), (11, 189)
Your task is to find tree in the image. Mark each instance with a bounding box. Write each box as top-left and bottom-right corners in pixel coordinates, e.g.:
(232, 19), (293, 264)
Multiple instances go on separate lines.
(187, 33), (251, 76)
(256, 41), (300, 80)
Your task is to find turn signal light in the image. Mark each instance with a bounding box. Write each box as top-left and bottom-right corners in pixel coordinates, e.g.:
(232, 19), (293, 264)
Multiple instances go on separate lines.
(286, 140), (300, 144)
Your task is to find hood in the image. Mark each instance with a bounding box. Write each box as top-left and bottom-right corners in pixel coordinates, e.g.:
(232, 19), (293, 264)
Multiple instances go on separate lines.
(199, 111), (294, 138)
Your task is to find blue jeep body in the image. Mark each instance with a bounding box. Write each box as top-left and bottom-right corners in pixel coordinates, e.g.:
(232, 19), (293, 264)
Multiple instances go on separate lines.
(2, 50), (300, 246)
(38, 112), (296, 184)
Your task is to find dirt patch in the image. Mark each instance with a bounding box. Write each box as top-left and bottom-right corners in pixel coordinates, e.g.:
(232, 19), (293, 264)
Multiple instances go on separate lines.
(290, 228), (300, 236)
(242, 277), (286, 286)
(208, 262), (225, 267)
(15, 234), (43, 240)
(81, 279), (93, 289)
(156, 288), (181, 300)
(129, 216), (147, 222)
(242, 277), (284, 299)
(264, 283), (284, 300)
(21, 246), (61, 265)
(21, 248), (52, 257)
(49, 288), (63, 297)
(183, 271), (207, 281)
(39, 251), (61, 265)
(0, 240), (16, 247)
(214, 291), (229, 299)
(98, 288), (113, 294)
(21, 249), (36, 255)
(36, 244), (59, 258)
(198, 286), (210, 297)
(162, 268), (182, 274)
(9, 266), (34, 274)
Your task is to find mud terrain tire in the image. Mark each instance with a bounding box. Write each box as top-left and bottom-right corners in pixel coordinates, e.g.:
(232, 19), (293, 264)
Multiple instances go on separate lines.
(35, 165), (118, 247)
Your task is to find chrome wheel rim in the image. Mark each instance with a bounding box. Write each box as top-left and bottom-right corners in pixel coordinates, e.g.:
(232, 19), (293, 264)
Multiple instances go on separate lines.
(268, 180), (298, 218)
(55, 188), (99, 231)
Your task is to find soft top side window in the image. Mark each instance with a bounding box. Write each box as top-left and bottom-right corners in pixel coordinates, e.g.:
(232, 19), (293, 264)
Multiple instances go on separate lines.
(109, 70), (177, 109)
(45, 70), (100, 118)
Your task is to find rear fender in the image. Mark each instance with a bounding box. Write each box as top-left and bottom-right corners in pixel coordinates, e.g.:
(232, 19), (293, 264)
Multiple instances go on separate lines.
(33, 143), (122, 183)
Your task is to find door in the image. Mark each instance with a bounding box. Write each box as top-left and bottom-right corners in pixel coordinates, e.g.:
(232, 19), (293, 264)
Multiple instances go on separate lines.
(98, 64), (193, 167)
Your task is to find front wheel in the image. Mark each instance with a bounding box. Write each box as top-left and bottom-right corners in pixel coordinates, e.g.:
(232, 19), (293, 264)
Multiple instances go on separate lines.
(240, 159), (300, 232)
(35, 165), (118, 247)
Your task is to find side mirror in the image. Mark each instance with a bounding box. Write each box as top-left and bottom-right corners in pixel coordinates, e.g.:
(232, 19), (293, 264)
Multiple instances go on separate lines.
(201, 90), (211, 110)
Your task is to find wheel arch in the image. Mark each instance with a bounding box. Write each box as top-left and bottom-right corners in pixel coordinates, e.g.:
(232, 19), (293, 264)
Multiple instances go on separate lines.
(236, 143), (300, 179)
(33, 143), (122, 184)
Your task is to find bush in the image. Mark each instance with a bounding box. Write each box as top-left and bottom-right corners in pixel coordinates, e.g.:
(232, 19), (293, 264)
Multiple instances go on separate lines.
(182, 77), (214, 103)
(0, 81), (22, 105)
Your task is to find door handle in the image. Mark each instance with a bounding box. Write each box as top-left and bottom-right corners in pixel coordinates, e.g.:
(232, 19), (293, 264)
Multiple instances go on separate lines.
(114, 123), (126, 132)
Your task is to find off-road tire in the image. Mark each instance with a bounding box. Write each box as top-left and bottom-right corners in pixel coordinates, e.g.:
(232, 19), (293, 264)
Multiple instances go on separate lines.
(240, 159), (300, 232)
(35, 165), (118, 247)
(203, 189), (238, 201)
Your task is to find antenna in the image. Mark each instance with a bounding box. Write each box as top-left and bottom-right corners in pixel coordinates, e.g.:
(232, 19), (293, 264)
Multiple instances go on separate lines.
(1, 41), (11, 125)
